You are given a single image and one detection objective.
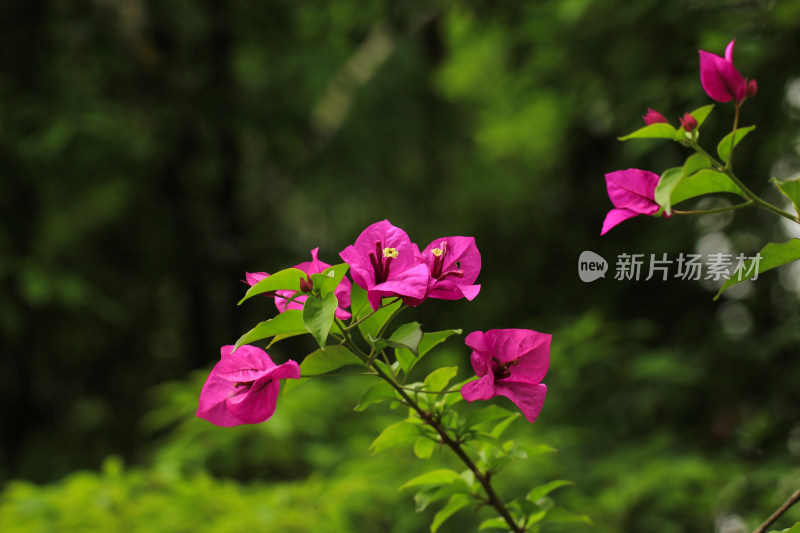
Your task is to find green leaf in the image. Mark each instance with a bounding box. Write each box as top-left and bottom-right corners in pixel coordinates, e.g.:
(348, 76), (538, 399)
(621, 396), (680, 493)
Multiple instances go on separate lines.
(424, 366), (459, 392)
(521, 443), (558, 456)
(395, 347), (416, 377)
(238, 267), (307, 304)
(682, 152), (713, 176)
(418, 329), (462, 355)
(414, 437), (437, 459)
(299, 345), (364, 376)
(671, 169), (745, 206)
(302, 292), (339, 348)
(386, 322), (423, 356)
(715, 239), (800, 299)
(399, 469), (464, 491)
(310, 263), (349, 298)
(654, 167), (684, 215)
(490, 414), (520, 438)
(464, 405), (514, 430)
(370, 419), (422, 454)
(717, 125), (755, 163)
(526, 480), (575, 503)
(769, 523), (800, 533)
(542, 507), (592, 525)
(771, 177), (800, 217)
(358, 298), (402, 343)
(233, 310), (306, 350)
(396, 329), (462, 375)
(479, 517), (513, 531)
(349, 283), (370, 320)
(431, 494), (471, 533)
(415, 483), (470, 513)
(354, 381), (396, 411)
(618, 123), (677, 141)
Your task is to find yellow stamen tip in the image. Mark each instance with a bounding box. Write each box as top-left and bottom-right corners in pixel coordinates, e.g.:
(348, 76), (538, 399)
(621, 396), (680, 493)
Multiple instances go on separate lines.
(431, 248), (443, 257)
(383, 247), (399, 259)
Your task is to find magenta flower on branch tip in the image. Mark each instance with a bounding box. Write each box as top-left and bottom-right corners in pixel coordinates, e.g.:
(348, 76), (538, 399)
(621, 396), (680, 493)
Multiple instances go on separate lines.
(339, 220), (430, 310)
(642, 108), (668, 125)
(417, 236), (481, 301)
(601, 169), (665, 235)
(197, 345), (300, 427)
(246, 247), (353, 320)
(699, 39), (756, 103)
(460, 329), (550, 423)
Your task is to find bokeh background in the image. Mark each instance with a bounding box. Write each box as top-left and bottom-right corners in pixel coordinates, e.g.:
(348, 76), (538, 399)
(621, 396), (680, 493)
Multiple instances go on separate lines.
(2, 1), (800, 531)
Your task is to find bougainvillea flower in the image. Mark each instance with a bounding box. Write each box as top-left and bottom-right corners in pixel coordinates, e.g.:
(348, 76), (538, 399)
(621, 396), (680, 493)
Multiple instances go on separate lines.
(246, 248), (352, 320)
(460, 329), (550, 423)
(417, 237), (481, 301)
(601, 169), (665, 235)
(197, 345), (300, 427)
(339, 220), (430, 310)
(699, 39), (754, 103)
(642, 108), (668, 125)
(679, 112), (698, 132)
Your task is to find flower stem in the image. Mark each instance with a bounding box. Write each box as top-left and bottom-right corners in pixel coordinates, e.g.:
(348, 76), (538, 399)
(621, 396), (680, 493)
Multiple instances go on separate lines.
(689, 143), (798, 223)
(753, 488), (800, 533)
(334, 313), (524, 533)
(727, 102), (741, 171)
(369, 362), (524, 533)
(345, 297), (401, 331)
(395, 384), (462, 394)
(673, 201), (753, 215)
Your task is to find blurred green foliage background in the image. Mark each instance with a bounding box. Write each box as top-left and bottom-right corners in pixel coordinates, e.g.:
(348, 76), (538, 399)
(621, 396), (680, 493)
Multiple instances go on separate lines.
(2, 0), (800, 531)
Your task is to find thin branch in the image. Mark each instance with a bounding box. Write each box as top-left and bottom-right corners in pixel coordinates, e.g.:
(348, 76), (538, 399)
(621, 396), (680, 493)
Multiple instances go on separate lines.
(753, 488), (800, 533)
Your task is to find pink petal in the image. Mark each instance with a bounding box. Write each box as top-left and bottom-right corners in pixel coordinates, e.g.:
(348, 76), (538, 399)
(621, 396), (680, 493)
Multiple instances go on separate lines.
(481, 329), (549, 366)
(227, 360), (300, 424)
(467, 343), (491, 377)
(196, 369), (248, 427)
(493, 382), (547, 423)
(601, 208), (640, 235)
(724, 39), (735, 63)
(294, 247), (328, 275)
(465, 330), (487, 353)
(197, 348), (300, 427)
(216, 345), (274, 382)
(227, 379), (282, 424)
(367, 262), (430, 310)
(699, 49), (745, 103)
(604, 169), (660, 213)
(245, 272), (268, 286)
(512, 333), (551, 384)
(461, 373), (496, 401)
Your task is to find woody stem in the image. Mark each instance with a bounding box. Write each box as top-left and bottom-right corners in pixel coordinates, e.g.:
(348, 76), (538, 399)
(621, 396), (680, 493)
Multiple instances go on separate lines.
(334, 316), (524, 533)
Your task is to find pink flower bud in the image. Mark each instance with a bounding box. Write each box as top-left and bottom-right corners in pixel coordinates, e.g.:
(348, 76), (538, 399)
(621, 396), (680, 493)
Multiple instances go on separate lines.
(746, 79), (758, 99)
(642, 108), (669, 125)
(299, 275), (313, 293)
(679, 113), (698, 132)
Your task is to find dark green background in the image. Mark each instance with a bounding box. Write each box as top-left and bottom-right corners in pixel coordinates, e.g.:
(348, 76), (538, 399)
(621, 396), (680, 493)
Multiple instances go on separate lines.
(2, 1), (800, 531)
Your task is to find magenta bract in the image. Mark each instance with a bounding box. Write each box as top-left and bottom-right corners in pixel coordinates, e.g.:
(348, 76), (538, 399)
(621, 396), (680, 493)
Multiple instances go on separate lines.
(197, 345), (300, 427)
(642, 108), (668, 125)
(460, 329), (550, 423)
(699, 39), (752, 103)
(601, 169), (663, 235)
(246, 248), (352, 320)
(339, 220), (430, 310)
(417, 236), (481, 301)
(679, 112), (698, 132)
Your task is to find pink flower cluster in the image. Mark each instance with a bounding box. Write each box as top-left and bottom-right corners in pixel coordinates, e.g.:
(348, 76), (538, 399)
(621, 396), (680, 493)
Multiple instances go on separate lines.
(602, 39), (756, 234)
(197, 220), (552, 427)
